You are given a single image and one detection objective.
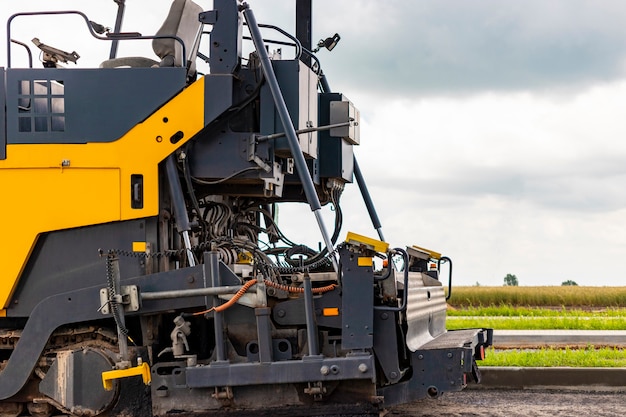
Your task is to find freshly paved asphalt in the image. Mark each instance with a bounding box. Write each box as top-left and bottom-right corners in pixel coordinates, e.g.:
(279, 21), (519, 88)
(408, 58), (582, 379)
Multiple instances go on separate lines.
(492, 329), (626, 348)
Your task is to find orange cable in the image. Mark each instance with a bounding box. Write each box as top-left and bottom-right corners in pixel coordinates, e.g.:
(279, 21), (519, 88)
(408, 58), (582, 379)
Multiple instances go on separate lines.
(192, 279), (337, 317)
(192, 279), (257, 316)
(263, 279), (337, 294)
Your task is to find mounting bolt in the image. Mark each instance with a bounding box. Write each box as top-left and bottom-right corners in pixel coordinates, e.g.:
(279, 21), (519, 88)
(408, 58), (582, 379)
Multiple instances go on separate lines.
(418, 354), (424, 360)
(389, 371), (398, 379)
(447, 353), (453, 358)
(320, 366), (330, 376)
(358, 363), (369, 373)
(277, 309), (286, 318)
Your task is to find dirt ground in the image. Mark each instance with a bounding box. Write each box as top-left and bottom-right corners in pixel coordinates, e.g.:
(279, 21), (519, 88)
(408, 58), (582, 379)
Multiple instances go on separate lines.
(387, 389), (626, 417)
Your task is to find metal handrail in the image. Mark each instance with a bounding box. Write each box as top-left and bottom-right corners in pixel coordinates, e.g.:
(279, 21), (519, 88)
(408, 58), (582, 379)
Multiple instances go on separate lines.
(7, 10), (187, 68)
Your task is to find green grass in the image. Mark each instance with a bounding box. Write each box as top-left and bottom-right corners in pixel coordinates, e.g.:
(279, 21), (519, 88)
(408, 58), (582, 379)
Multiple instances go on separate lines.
(481, 347), (626, 367)
(447, 315), (626, 330)
(448, 286), (626, 308)
(443, 287), (626, 367)
(447, 306), (626, 317)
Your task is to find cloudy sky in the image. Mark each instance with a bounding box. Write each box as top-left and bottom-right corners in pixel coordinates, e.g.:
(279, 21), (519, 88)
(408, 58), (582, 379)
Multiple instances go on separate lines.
(3, 1), (626, 286)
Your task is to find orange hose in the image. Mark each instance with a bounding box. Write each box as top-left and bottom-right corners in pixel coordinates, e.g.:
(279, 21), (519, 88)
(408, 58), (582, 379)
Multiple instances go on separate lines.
(192, 279), (337, 317)
(214, 279), (257, 312)
(192, 279), (257, 316)
(263, 279), (337, 294)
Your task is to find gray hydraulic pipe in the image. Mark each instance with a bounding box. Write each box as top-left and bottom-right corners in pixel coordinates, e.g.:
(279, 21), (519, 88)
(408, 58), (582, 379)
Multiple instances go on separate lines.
(242, 5), (337, 270)
(165, 154), (196, 267)
(141, 285), (243, 301)
(353, 156), (385, 241)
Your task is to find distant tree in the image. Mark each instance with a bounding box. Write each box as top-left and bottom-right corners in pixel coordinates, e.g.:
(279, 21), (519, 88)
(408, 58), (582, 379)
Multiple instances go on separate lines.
(561, 280), (578, 286)
(503, 273), (518, 286)
(474, 281), (481, 287)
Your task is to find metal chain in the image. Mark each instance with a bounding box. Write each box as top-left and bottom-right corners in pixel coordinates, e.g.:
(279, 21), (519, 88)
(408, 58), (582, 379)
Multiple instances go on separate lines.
(104, 252), (129, 336)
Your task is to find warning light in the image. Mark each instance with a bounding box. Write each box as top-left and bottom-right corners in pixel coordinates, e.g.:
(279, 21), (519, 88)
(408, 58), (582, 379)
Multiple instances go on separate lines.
(323, 308), (339, 316)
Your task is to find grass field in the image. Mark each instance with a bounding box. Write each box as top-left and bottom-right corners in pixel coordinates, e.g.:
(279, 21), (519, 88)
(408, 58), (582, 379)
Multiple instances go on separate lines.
(482, 347), (626, 367)
(447, 286), (626, 308)
(447, 316), (626, 330)
(445, 286), (626, 367)
(447, 306), (626, 317)
(446, 305), (626, 330)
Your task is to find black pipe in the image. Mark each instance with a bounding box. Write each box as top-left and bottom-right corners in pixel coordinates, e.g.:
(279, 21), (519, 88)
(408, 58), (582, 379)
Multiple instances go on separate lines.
(319, 70), (331, 93)
(242, 4), (337, 269)
(374, 248), (409, 312)
(110, 0), (126, 59)
(165, 155), (191, 233)
(440, 256), (453, 300)
(296, 0), (312, 66)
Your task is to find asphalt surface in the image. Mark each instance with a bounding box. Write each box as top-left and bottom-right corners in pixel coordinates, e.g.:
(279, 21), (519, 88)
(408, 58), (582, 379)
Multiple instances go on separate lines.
(387, 389), (626, 417)
(479, 366), (626, 389)
(492, 330), (626, 348)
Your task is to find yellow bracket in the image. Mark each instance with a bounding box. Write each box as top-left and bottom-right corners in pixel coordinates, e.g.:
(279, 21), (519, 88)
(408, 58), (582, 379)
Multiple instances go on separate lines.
(345, 232), (389, 253)
(410, 245), (442, 260)
(102, 362), (151, 391)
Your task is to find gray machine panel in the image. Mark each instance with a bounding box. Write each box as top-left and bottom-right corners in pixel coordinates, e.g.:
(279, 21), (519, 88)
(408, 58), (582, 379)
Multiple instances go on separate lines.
(318, 93), (354, 182)
(9, 219), (149, 316)
(340, 247), (374, 349)
(260, 60), (318, 158)
(6, 67), (186, 144)
(0, 67), (5, 160)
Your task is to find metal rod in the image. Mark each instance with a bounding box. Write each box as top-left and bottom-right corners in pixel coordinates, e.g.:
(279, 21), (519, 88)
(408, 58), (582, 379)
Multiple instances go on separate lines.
(353, 156), (385, 241)
(243, 5), (337, 271)
(319, 70), (331, 93)
(9, 39), (32, 68)
(109, 0), (126, 59)
(209, 251), (227, 362)
(440, 256), (453, 301)
(182, 231), (196, 267)
(303, 274), (319, 356)
(141, 285), (243, 301)
(165, 155), (196, 267)
(373, 248), (409, 312)
(256, 120), (352, 141)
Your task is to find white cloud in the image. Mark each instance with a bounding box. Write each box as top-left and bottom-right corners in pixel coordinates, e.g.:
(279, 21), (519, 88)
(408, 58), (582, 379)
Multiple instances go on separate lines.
(319, 80), (626, 286)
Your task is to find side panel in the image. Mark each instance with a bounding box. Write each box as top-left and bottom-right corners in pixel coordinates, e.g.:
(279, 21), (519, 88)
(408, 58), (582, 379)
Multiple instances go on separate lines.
(260, 60), (318, 158)
(6, 68), (186, 144)
(8, 219), (149, 317)
(0, 76), (206, 308)
(0, 168), (120, 310)
(1, 67), (5, 160)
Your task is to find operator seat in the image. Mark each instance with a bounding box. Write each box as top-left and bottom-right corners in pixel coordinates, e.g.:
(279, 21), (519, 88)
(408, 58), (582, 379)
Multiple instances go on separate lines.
(100, 0), (203, 79)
